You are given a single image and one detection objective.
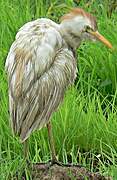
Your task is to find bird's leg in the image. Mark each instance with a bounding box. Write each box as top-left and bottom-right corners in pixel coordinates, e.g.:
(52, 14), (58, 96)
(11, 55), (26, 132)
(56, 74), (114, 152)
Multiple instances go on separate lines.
(23, 139), (29, 160)
(47, 122), (57, 164)
(19, 139), (31, 179)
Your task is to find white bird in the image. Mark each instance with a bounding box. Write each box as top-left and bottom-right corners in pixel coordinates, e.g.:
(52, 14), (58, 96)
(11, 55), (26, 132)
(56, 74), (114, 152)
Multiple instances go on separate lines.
(5, 8), (112, 162)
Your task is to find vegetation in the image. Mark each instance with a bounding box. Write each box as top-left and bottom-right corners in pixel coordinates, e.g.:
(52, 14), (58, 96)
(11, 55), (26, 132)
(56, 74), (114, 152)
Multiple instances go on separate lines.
(0, 0), (117, 179)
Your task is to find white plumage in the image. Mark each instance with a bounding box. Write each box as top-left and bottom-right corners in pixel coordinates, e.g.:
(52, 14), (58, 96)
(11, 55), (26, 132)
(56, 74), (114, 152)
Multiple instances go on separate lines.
(5, 8), (112, 146)
(6, 18), (77, 142)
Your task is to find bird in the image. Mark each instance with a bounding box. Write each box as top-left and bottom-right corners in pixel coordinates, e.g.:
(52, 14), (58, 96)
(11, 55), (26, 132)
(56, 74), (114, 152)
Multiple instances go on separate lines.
(5, 8), (112, 163)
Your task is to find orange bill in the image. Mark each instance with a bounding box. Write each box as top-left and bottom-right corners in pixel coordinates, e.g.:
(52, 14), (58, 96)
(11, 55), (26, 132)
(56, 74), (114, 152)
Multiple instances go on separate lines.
(90, 31), (112, 49)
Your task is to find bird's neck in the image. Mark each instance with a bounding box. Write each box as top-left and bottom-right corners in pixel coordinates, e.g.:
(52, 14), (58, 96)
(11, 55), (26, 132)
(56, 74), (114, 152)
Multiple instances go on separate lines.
(59, 23), (82, 50)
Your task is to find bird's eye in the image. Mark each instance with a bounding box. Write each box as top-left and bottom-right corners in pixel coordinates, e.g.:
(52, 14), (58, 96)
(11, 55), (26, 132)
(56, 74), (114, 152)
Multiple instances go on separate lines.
(85, 25), (93, 32)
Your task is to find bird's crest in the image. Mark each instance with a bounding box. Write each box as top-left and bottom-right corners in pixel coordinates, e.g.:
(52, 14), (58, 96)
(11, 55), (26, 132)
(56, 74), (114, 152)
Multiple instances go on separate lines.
(60, 8), (97, 30)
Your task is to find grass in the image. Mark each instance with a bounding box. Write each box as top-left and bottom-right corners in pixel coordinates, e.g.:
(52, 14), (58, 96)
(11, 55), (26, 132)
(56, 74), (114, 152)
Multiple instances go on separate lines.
(0, 0), (117, 179)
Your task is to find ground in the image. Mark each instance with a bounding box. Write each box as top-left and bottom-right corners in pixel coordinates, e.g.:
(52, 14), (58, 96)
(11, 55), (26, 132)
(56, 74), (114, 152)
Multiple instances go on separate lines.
(20, 163), (112, 180)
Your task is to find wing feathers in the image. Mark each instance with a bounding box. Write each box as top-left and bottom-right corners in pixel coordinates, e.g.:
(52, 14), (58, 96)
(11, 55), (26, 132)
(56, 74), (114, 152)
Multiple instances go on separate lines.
(6, 19), (77, 141)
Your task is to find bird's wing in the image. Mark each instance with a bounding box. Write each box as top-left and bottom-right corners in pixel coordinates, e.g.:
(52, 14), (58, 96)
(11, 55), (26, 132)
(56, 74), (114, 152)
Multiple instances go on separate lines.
(5, 19), (77, 142)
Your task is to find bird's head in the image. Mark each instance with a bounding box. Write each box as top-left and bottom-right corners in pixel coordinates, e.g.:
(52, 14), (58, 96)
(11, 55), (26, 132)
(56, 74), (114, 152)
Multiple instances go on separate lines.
(60, 8), (112, 49)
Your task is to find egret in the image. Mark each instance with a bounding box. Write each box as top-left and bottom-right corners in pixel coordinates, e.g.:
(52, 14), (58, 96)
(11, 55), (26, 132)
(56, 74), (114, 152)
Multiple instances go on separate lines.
(5, 8), (112, 163)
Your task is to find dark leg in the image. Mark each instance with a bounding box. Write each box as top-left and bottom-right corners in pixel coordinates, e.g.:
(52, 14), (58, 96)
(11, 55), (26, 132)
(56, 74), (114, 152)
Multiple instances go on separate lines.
(23, 139), (29, 159)
(47, 122), (57, 163)
(15, 139), (30, 179)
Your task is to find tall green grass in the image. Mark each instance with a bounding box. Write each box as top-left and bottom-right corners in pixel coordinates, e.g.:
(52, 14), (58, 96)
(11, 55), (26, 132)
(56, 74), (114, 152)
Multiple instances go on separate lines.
(0, 0), (117, 179)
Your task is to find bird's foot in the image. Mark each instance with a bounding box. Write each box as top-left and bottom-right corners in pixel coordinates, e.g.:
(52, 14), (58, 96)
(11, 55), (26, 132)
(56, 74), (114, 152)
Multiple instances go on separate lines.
(50, 158), (63, 166)
(50, 158), (85, 168)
